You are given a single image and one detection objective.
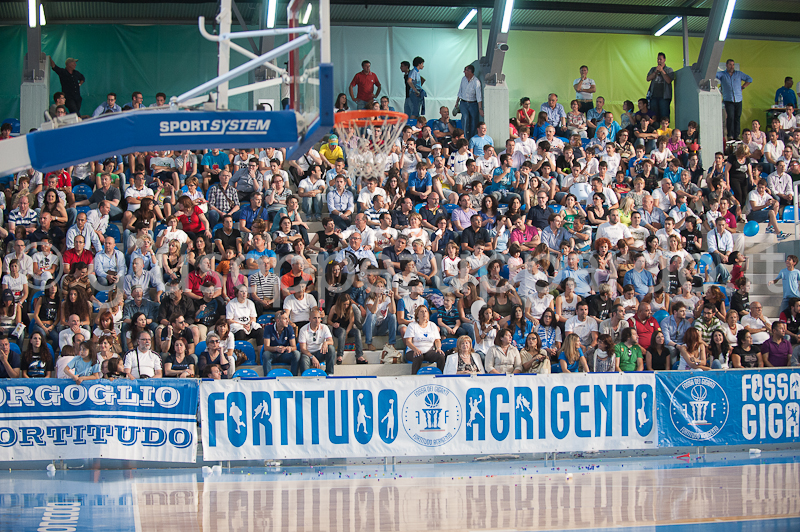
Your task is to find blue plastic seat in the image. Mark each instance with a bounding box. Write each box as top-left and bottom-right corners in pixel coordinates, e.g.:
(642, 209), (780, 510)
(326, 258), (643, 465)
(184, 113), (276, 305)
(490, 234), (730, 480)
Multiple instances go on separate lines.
(233, 368), (258, 378)
(414, 203), (424, 213)
(31, 291), (43, 307)
(235, 341), (256, 365)
(206, 185), (215, 200)
(106, 224), (122, 243)
(440, 338), (458, 352)
(302, 368), (327, 377)
(195, 341), (206, 355)
(782, 205), (795, 222)
(417, 366), (442, 375)
(442, 203), (458, 214)
(268, 368), (293, 377)
(9, 343), (20, 356)
(257, 313), (275, 325)
(500, 265), (509, 279)
(76, 205), (92, 215)
(212, 223), (223, 233)
(72, 184), (93, 198)
(154, 224), (167, 237)
(181, 185), (189, 194)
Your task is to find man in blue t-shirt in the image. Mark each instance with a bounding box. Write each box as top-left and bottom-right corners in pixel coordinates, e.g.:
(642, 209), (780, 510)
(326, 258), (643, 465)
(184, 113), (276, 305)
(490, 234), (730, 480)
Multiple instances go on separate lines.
(200, 148), (231, 190)
(468, 122), (494, 157)
(769, 254), (800, 314)
(0, 335), (21, 378)
(262, 311), (301, 375)
(623, 253), (655, 300)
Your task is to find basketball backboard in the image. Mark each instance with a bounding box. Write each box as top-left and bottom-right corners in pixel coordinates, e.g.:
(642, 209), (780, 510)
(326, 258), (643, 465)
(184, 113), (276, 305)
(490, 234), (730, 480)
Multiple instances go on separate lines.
(286, 0), (332, 156)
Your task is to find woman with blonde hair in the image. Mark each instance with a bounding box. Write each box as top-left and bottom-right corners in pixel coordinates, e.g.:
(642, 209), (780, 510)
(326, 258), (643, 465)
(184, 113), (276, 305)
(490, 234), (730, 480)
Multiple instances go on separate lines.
(444, 335), (485, 375)
(619, 196), (636, 226)
(553, 332), (589, 373)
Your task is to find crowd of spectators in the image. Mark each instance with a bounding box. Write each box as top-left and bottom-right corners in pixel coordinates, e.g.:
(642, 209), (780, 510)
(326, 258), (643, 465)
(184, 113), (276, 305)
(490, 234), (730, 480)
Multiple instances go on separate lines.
(1, 58), (800, 383)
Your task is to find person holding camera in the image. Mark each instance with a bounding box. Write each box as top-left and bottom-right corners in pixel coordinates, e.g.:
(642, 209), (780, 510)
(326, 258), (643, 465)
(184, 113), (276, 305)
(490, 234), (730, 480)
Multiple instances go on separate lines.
(123, 330), (163, 379)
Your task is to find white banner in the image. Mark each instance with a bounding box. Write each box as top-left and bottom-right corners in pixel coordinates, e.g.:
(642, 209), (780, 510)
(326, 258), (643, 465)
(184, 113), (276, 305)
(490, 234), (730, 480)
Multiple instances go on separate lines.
(200, 374), (657, 461)
(0, 379), (198, 462)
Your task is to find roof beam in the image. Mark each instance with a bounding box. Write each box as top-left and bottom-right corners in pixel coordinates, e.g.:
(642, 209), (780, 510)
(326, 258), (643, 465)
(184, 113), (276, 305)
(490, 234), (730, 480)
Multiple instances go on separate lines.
(329, 0), (800, 22)
(649, 0), (700, 35)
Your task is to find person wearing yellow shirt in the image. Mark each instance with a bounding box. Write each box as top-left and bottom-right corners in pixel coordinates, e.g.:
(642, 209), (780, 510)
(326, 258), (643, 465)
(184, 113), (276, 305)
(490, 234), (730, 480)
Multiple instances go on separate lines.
(319, 135), (344, 169)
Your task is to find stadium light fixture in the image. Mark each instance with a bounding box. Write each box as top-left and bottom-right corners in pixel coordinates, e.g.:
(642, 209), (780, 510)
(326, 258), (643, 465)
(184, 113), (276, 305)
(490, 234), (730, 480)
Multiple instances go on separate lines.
(654, 16), (681, 37)
(39, 4), (46, 26)
(501, 0), (514, 33)
(28, 0), (36, 27)
(719, 0), (737, 41)
(267, 0), (276, 28)
(458, 9), (477, 30)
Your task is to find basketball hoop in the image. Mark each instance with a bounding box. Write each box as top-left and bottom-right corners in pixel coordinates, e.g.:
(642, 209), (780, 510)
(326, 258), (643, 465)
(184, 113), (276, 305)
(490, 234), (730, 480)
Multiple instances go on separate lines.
(334, 110), (408, 183)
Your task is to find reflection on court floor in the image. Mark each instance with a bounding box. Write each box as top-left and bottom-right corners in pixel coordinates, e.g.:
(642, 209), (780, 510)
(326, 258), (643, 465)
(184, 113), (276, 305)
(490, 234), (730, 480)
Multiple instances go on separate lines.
(132, 461), (800, 531)
(1, 454), (797, 531)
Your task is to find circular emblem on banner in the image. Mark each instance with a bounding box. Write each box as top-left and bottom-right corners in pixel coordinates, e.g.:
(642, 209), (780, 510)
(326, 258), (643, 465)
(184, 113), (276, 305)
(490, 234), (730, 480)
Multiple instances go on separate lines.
(669, 375), (729, 441)
(401, 385), (462, 447)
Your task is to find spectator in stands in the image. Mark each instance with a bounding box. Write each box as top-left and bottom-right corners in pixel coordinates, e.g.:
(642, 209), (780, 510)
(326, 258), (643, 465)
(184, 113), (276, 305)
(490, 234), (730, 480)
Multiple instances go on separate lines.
(298, 307), (336, 375)
(403, 305), (445, 374)
(716, 59), (752, 141)
(92, 92), (121, 117)
(66, 212), (102, 254)
(627, 301), (660, 351)
(694, 304), (723, 345)
(327, 175), (354, 231)
(645, 52), (674, 121)
(456, 65), (482, 139)
(297, 165), (327, 222)
(197, 332), (232, 379)
(7, 195), (37, 238)
(770, 255), (800, 314)
(746, 178), (787, 239)
(59, 314), (91, 350)
(206, 170), (240, 229)
(540, 94), (567, 136)
(121, 285), (159, 342)
(156, 313), (196, 361)
(614, 327), (644, 372)
(0, 333), (19, 378)
(762, 321), (793, 367)
(468, 122), (493, 157)
(262, 310), (301, 376)
(62, 235), (94, 276)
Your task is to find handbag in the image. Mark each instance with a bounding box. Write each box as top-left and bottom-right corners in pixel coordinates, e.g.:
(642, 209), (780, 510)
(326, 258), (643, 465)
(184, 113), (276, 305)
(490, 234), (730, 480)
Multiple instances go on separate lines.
(452, 101), (461, 116)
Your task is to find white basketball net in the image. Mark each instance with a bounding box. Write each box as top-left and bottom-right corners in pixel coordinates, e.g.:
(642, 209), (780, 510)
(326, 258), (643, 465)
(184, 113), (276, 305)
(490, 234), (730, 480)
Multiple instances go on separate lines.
(334, 113), (408, 184)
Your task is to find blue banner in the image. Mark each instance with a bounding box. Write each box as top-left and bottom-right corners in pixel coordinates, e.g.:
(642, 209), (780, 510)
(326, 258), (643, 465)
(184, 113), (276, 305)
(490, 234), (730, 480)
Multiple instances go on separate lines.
(656, 369), (800, 447)
(26, 110), (299, 173)
(0, 379), (198, 462)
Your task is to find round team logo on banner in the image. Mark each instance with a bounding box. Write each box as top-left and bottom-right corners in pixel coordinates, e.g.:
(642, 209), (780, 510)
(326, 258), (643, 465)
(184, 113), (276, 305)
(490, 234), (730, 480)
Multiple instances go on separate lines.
(669, 376), (729, 441)
(402, 384), (462, 447)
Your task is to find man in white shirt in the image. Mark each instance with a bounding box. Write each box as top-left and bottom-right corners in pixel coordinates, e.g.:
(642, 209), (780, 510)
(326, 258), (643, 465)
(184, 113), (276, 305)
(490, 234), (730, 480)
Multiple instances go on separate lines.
(746, 178), (786, 238)
(297, 164), (327, 221)
(596, 209), (633, 248)
(58, 314), (92, 350)
(122, 172), (154, 230)
(455, 64), (483, 139)
(764, 130), (785, 172)
(477, 145), (500, 178)
(497, 139), (526, 170)
(573, 65), (596, 113)
(356, 177), (386, 213)
(288, 148), (322, 187)
(123, 330), (163, 379)
(707, 217), (734, 282)
(66, 211), (103, 254)
(768, 160), (794, 215)
(3, 240), (34, 277)
(779, 104), (797, 131)
(298, 307), (335, 375)
(283, 284), (317, 330)
(86, 200), (110, 244)
(651, 178), (676, 212)
(565, 301), (598, 358)
(656, 217), (680, 249)
(341, 214), (377, 250)
(336, 232), (378, 274)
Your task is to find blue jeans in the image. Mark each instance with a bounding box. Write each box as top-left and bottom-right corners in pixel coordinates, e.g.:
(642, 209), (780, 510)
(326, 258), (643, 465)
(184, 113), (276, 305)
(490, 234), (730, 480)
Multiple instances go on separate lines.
(458, 322), (477, 344)
(332, 326), (363, 358)
(408, 91), (422, 118)
(262, 348), (301, 376)
(31, 323), (59, 353)
(301, 195), (323, 217)
(649, 97), (671, 121)
(461, 101), (480, 139)
(363, 311), (397, 345)
(301, 346), (336, 375)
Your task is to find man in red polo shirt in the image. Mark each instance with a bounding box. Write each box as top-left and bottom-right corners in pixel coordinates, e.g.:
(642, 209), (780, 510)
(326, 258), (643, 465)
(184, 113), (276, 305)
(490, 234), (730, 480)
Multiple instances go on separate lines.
(62, 234), (94, 274)
(349, 60), (382, 110)
(627, 301), (660, 350)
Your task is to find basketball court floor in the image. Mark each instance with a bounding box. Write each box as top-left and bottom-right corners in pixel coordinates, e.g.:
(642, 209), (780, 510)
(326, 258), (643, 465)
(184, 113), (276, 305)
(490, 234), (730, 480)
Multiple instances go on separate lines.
(2, 449), (798, 531)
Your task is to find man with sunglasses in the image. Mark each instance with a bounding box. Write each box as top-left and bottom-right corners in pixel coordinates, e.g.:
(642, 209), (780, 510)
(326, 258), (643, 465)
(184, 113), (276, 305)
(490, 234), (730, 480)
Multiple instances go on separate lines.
(123, 330), (163, 379)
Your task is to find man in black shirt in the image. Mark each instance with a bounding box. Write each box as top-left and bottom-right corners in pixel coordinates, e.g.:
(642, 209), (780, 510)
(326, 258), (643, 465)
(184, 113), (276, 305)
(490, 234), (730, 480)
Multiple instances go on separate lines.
(461, 214), (492, 253)
(309, 216), (342, 264)
(380, 235), (413, 273)
(634, 114), (658, 152)
(49, 57), (85, 114)
(214, 214), (242, 257)
(157, 313), (197, 362)
(525, 190), (551, 230)
(159, 280), (197, 328)
(587, 284), (614, 321)
(656, 256), (683, 294)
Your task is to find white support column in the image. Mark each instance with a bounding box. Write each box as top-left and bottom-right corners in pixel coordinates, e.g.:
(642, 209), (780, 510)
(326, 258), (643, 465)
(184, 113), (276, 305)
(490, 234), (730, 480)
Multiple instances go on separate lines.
(485, 83), (509, 149)
(218, 0), (233, 109)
